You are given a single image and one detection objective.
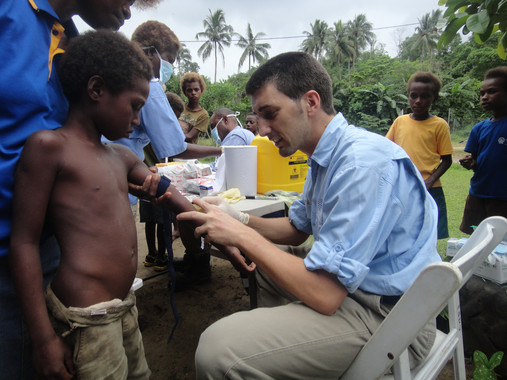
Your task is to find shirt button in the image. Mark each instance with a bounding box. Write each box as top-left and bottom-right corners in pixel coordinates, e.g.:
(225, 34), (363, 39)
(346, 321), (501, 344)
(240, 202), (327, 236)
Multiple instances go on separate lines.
(52, 29), (59, 36)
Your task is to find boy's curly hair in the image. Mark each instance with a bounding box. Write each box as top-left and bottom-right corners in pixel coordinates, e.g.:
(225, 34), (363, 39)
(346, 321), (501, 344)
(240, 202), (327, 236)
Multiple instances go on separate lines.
(180, 72), (206, 94)
(484, 66), (507, 91)
(132, 21), (181, 63)
(59, 30), (152, 103)
(165, 92), (185, 118)
(407, 71), (442, 100)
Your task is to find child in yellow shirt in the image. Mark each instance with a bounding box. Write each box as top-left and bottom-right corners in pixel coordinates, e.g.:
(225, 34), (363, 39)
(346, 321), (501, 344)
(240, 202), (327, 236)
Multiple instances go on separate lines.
(386, 72), (453, 239)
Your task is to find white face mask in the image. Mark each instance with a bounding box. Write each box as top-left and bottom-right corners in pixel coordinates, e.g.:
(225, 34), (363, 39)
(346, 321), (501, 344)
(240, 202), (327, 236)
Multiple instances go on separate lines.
(155, 50), (174, 84)
(211, 112), (241, 144)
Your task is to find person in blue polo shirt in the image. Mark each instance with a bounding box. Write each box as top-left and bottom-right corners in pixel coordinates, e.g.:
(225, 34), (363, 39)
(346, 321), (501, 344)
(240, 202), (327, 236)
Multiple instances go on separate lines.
(0, 0), (159, 378)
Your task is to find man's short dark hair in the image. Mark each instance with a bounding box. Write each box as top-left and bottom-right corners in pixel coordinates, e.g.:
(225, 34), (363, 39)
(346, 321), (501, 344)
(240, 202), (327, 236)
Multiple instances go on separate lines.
(245, 52), (335, 115)
(59, 30), (152, 103)
(484, 66), (507, 92)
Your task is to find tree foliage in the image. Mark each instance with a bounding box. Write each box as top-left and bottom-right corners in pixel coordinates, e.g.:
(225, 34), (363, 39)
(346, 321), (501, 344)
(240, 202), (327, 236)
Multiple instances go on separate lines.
(195, 9), (234, 82)
(236, 23), (271, 72)
(301, 19), (329, 61)
(180, 8), (496, 139)
(438, 0), (507, 59)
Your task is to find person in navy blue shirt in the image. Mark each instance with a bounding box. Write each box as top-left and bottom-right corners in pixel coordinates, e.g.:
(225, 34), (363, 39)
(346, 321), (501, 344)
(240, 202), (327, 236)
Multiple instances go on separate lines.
(459, 66), (507, 234)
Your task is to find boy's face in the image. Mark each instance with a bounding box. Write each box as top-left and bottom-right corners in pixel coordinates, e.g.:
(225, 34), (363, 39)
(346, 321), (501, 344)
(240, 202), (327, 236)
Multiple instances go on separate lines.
(97, 78), (150, 141)
(245, 115), (258, 134)
(184, 81), (202, 102)
(480, 78), (507, 113)
(78, 0), (134, 31)
(408, 82), (435, 119)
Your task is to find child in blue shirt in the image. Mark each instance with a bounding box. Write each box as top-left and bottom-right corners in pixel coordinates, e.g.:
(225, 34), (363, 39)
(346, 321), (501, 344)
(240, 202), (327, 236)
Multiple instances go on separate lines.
(459, 66), (507, 233)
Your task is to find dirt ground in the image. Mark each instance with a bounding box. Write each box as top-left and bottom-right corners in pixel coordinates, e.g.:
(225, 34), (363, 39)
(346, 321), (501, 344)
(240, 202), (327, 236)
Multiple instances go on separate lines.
(134, 218), (476, 380)
(134, 223), (251, 380)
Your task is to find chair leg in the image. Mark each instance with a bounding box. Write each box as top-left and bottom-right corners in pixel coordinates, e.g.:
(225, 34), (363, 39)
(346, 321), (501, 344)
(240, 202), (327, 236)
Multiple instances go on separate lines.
(449, 295), (466, 380)
(393, 350), (411, 380)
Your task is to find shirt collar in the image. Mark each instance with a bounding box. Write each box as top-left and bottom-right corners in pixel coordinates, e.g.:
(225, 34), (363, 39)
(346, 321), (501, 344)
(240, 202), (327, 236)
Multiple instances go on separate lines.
(310, 113), (348, 168)
(28, 0), (79, 38)
(28, 0), (59, 20)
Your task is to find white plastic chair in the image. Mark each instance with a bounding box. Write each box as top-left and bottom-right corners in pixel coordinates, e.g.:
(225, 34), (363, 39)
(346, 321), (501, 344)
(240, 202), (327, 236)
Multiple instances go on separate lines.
(341, 216), (507, 380)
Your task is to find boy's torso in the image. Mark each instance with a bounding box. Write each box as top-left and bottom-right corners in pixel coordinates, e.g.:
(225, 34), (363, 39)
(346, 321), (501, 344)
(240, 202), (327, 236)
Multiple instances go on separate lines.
(43, 130), (138, 308)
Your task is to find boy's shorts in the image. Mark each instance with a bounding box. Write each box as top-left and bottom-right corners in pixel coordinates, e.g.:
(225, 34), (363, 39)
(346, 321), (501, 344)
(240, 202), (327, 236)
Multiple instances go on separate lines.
(45, 285), (150, 380)
(428, 187), (449, 239)
(460, 194), (507, 234)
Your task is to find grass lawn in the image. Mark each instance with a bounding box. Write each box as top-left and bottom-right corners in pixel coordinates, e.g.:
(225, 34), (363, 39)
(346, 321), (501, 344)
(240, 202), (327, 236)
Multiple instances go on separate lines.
(439, 163), (473, 257)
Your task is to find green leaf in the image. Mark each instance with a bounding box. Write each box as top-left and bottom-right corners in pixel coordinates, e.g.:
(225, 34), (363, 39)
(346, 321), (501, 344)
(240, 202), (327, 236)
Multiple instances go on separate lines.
(494, 38), (505, 59)
(489, 351), (504, 369)
(439, 17), (467, 48)
(474, 350), (489, 367)
(474, 32), (485, 44)
(466, 10), (491, 34)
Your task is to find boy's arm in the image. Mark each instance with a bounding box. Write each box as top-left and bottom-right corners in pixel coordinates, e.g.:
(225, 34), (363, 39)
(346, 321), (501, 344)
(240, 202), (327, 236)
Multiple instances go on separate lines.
(125, 149), (255, 273)
(172, 143), (221, 160)
(184, 127), (200, 143)
(9, 131), (74, 379)
(425, 154), (452, 189)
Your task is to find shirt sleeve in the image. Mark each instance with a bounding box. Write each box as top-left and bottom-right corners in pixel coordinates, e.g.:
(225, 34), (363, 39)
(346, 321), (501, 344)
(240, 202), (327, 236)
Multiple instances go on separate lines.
(141, 82), (187, 159)
(464, 122), (480, 155)
(385, 118), (398, 141)
(435, 119), (453, 156)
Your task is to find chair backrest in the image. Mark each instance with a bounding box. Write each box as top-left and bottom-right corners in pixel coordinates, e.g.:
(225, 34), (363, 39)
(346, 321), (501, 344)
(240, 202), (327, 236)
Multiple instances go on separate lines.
(451, 216), (507, 282)
(341, 216), (507, 380)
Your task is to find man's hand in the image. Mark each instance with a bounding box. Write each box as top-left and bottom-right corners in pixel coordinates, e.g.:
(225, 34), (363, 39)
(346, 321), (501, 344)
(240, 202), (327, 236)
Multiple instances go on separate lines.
(33, 334), (74, 380)
(215, 245), (256, 276)
(201, 196), (249, 224)
(459, 155), (476, 170)
(177, 198), (249, 248)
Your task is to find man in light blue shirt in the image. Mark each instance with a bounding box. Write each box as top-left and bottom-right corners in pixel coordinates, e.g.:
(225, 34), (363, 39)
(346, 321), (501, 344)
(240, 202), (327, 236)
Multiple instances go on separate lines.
(178, 52), (441, 379)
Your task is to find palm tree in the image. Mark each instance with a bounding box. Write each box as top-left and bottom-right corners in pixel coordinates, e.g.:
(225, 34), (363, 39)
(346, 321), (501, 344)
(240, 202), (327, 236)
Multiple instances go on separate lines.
(412, 10), (442, 63)
(175, 43), (192, 74)
(236, 23), (271, 72)
(347, 14), (375, 70)
(301, 19), (329, 62)
(326, 21), (354, 80)
(195, 9), (234, 82)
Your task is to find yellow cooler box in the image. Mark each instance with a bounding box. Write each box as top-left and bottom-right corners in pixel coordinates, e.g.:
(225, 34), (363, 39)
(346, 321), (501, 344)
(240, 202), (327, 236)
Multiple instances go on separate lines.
(251, 136), (309, 194)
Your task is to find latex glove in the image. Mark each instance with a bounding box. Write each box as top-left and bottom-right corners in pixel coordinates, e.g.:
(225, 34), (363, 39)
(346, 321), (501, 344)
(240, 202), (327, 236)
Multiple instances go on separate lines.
(201, 196), (250, 225)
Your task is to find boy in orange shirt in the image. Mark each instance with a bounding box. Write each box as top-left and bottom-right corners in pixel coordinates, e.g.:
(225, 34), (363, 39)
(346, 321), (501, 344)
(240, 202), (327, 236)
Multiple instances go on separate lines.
(386, 72), (453, 239)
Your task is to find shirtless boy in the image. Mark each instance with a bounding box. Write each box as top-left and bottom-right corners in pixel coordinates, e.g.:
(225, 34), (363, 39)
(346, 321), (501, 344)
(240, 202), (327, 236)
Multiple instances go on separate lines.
(8, 30), (203, 379)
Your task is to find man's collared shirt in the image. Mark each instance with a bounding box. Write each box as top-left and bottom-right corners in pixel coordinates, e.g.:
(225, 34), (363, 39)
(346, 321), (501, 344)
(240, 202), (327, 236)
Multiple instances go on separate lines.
(290, 113), (441, 295)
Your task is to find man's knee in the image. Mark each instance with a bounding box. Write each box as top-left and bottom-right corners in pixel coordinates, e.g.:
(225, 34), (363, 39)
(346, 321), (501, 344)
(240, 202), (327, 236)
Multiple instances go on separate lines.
(195, 319), (236, 380)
